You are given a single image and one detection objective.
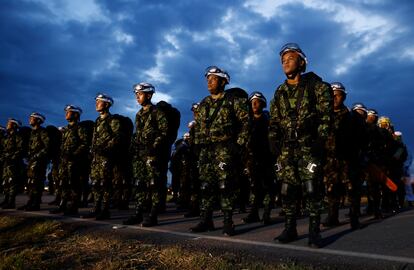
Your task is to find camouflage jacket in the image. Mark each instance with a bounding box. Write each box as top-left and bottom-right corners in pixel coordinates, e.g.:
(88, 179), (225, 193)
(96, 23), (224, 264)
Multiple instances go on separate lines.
(28, 127), (50, 161)
(60, 122), (89, 160)
(194, 91), (250, 147)
(133, 104), (168, 152)
(2, 130), (24, 162)
(269, 72), (332, 152)
(92, 114), (122, 157)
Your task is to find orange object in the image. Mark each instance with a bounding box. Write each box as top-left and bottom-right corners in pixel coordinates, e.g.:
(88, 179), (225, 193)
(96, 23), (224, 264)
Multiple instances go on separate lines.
(366, 163), (398, 192)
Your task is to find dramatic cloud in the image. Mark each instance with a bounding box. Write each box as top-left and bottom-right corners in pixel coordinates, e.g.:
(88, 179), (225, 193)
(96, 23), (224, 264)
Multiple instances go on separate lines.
(1, 0), (413, 161)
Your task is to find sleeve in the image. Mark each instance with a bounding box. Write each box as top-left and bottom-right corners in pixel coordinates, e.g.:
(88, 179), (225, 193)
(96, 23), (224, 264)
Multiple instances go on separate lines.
(73, 126), (89, 157)
(37, 129), (50, 160)
(153, 110), (168, 149)
(234, 97), (250, 147)
(11, 134), (25, 161)
(315, 82), (333, 139)
(107, 118), (122, 151)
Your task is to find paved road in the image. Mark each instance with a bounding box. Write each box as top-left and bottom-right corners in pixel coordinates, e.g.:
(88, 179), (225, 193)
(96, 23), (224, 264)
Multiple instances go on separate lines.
(2, 194), (414, 269)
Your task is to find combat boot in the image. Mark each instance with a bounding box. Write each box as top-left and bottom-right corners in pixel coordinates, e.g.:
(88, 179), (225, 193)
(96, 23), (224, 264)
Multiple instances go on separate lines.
(242, 207), (260, 224)
(183, 203), (200, 218)
(142, 207), (158, 227)
(275, 215), (297, 243)
(190, 211), (215, 232)
(222, 211), (235, 236)
(308, 216), (322, 248)
(262, 206), (272, 225)
(322, 201), (339, 227)
(123, 208), (143, 225)
(2, 196), (16, 209)
(96, 203), (111, 220)
(0, 195), (9, 207)
(50, 200), (67, 214)
(82, 204), (101, 219)
(64, 201), (79, 216)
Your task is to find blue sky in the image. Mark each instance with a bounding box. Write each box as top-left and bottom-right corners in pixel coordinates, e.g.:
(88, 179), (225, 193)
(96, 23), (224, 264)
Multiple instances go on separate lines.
(1, 0), (414, 164)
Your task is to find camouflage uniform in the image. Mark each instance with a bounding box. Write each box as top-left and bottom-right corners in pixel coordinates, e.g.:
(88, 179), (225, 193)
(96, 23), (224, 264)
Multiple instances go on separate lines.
(58, 122), (90, 213)
(194, 91), (250, 231)
(1, 129), (24, 208)
(130, 104), (168, 224)
(89, 114), (122, 217)
(323, 105), (366, 228)
(25, 127), (50, 210)
(269, 72), (332, 244)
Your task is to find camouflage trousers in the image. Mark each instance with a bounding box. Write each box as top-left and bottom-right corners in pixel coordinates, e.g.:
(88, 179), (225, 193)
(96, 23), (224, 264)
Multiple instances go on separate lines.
(59, 159), (82, 206)
(2, 160), (23, 197)
(90, 155), (113, 209)
(198, 143), (238, 213)
(276, 147), (323, 220)
(27, 159), (48, 204)
(112, 161), (131, 208)
(324, 157), (361, 218)
(131, 151), (162, 213)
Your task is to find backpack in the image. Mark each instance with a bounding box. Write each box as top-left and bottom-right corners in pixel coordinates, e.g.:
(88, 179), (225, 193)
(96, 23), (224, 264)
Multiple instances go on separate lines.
(45, 125), (62, 161)
(110, 114), (134, 159)
(155, 101), (181, 146)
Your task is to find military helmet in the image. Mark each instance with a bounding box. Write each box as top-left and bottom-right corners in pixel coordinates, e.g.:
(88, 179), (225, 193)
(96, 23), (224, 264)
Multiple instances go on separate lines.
(205, 66), (230, 84)
(249, 91), (267, 107)
(30, 112), (46, 123)
(279, 43), (308, 71)
(352, 103), (367, 113)
(183, 132), (190, 140)
(133, 82), (155, 94)
(64, 104), (83, 114)
(8, 118), (22, 127)
(95, 93), (114, 106)
(378, 116), (391, 128)
(330, 82), (347, 95)
(367, 109), (378, 117)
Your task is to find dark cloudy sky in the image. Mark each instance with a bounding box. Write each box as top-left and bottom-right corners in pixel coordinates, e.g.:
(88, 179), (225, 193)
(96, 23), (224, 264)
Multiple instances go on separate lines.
(1, 0), (413, 166)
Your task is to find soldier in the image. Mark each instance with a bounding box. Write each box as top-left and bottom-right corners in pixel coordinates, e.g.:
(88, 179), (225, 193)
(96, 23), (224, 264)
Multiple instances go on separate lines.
(243, 91), (275, 225)
(1, 119), (24, 209)
(190, 66), (250, 236)
(183, 103), (201, 218)
(170, 134), (192, 209)
(269, 43), (332, 247)
(323, 83), (366, 230)
(83, 93), (122, 220)
(123, 83), (168, 227)
(18, 112), (50, 211)
(50, 105), (89, 215)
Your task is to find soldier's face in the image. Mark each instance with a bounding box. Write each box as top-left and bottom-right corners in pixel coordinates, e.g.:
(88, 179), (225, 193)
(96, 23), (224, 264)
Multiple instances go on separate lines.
(65, 111), (78, 121)
(136, 91), (152, 106)
(95, 100), (108, 112)
(207, 75), (224, 95)
(251, 99), (264, 115)
(29, 116), (38, 127)
(6, 121), (16, 131)
(333, 90), (345, 109)
(366, 115), (377, 124)
(281, 52), (303, 76)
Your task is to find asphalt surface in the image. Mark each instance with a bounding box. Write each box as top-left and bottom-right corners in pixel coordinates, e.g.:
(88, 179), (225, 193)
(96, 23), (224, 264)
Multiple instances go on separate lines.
(1, 194), (414, 269)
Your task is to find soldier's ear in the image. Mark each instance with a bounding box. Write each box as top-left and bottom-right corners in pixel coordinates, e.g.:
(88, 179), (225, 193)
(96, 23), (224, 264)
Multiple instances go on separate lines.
(147, 93), (153, 100)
